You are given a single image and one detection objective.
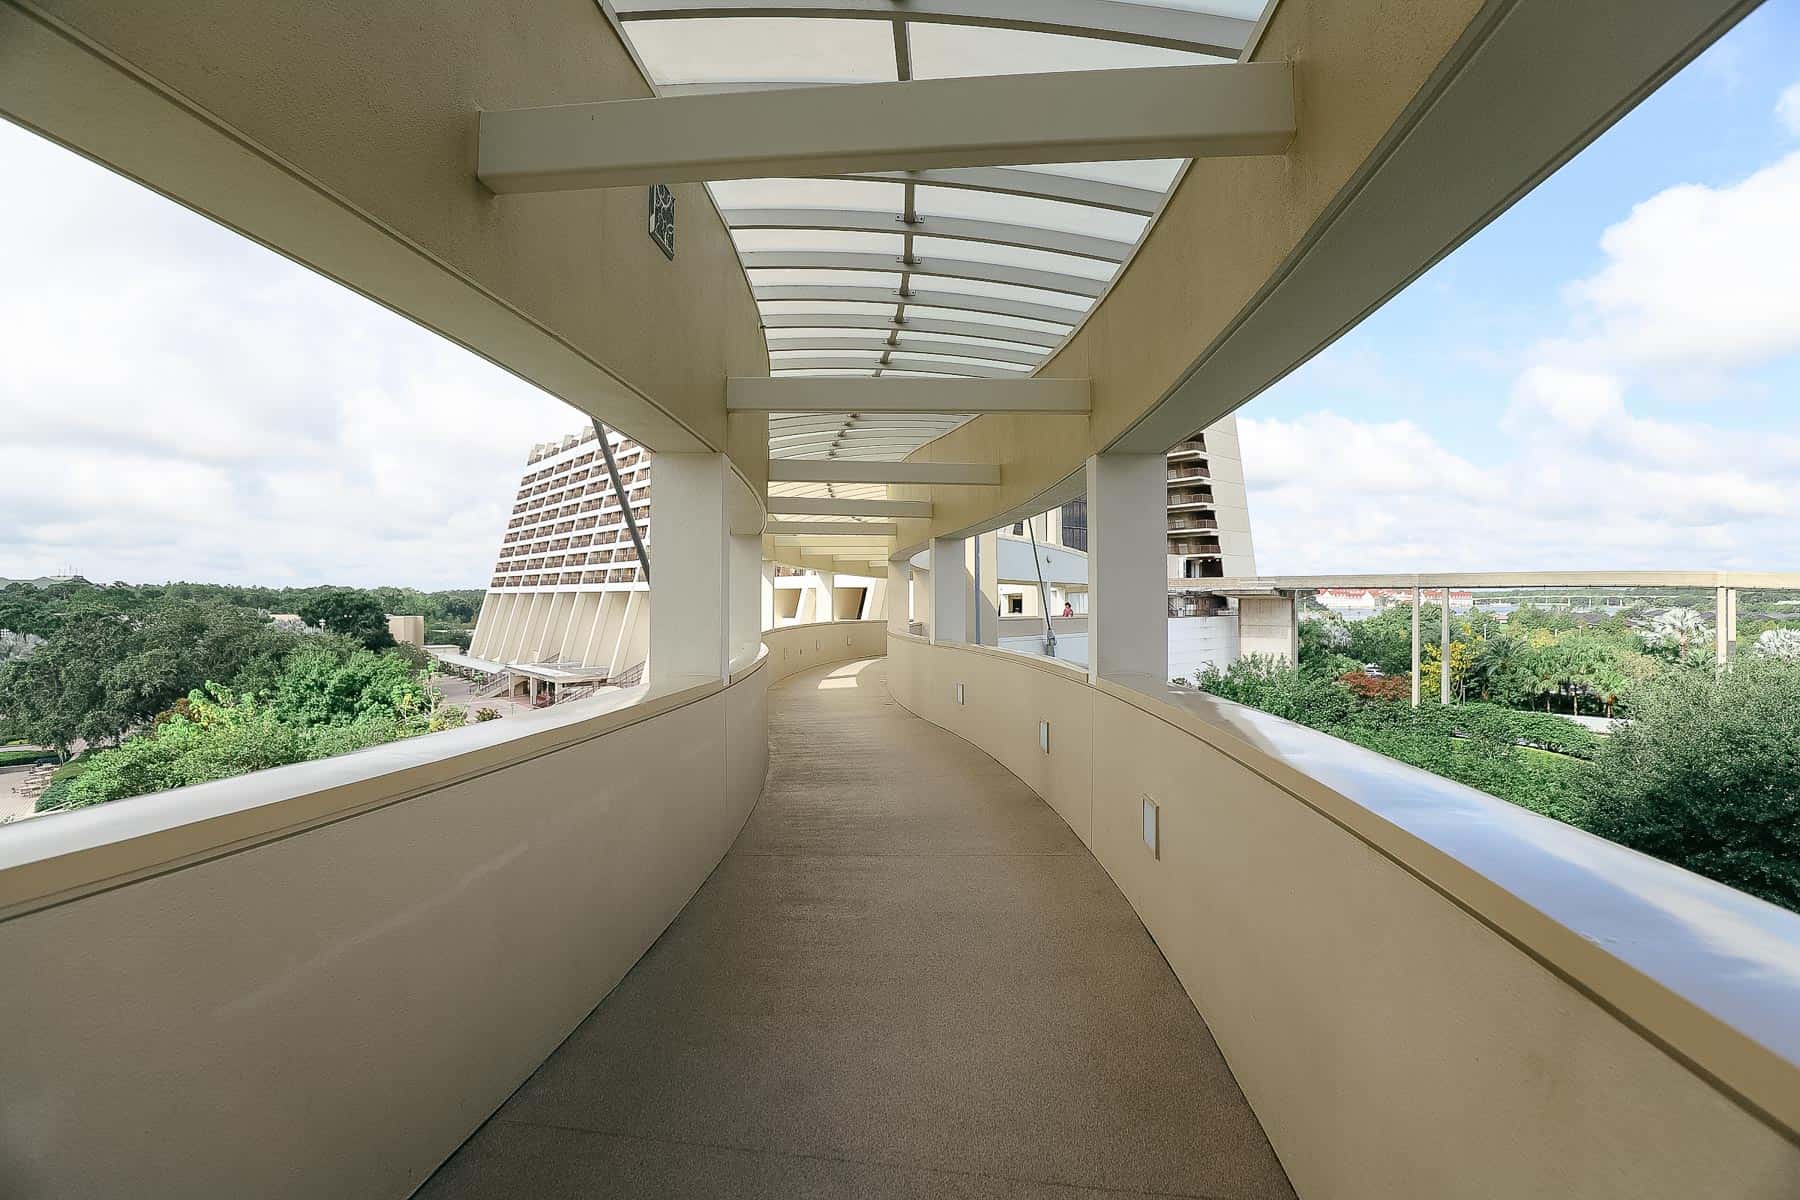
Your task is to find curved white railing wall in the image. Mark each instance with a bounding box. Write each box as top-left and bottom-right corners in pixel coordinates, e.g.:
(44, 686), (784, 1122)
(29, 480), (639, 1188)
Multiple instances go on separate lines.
(885, 634), (1800, 1199)
(763, 619), (887, 684)
(0, 622), (885, 1200)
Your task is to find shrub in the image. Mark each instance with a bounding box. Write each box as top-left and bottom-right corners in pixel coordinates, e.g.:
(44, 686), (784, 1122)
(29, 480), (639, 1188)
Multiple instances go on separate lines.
(1579, 656), (1800, 912)
(429, 704), (468, 732)
(35, 756), (94, 812)
(474, 707), (501, 723)
(1197, 655), (1355, 727)
(1339, 671), (1410, 701)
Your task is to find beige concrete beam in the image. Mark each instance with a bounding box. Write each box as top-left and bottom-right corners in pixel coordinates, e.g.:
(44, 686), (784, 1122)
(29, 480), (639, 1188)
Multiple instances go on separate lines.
(477, 63), (1294, 192)
(764, 520), (900, 537)
(769, 497), (933, 519)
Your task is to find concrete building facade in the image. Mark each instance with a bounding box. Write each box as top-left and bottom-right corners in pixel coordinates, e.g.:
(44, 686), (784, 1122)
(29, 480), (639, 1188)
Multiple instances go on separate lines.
(466, 426), (651, 683)
(1168, 415), (1257, 580)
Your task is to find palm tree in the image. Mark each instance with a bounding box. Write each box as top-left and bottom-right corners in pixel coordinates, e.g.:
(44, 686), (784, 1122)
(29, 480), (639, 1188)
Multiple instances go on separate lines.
(1590, 664), (1627, 719)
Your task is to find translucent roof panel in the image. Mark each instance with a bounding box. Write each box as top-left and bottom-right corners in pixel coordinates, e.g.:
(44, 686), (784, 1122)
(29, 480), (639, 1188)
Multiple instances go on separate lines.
(625, 18), (897, 85)
(710, 178), (904, 212)
(759, 300), (902, 318)
(731, 229), (905, 255)
(902, 306), (1075, 335)
(904, 238), (1115, 283)
(908, 25), (1225, 80)
(605, 1), (1284, 460)
(1142, 0), (1267, 19)
(912, 186), (1148, 244)
(901, 275), (1096, 309)
(749, 269), (905, 290)
(1018, 159), (1189, 191)
(893, 330), (1055, 353)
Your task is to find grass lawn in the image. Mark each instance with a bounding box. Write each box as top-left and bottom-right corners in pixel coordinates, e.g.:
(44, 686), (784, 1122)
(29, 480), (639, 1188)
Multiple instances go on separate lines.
(0, 748), (54, 768)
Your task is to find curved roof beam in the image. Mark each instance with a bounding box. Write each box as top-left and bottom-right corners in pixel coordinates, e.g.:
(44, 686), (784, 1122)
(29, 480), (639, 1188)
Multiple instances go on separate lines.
(759, 312), (1066, 347)
(823, 167), (1165, 215)
(764, 520), (901, 537)
(737, 375), (1092, 411)
(740, 250), (1107, 298)
(771, 411), (971, 426)
(770, 439), (969, 457)
(725, 209), (1135, 263)
(770, 418), (971, 437)
(755, 284), (1084, 325)
(769, 355), (1025, 378)
(770, 460), (1001, 485)
(771, 443), (968, 461)
(771, 427), (966, 445)
(767, 336), (1044, 366)
(771, 410), (983, 426)
(608, 0), (1254, 57)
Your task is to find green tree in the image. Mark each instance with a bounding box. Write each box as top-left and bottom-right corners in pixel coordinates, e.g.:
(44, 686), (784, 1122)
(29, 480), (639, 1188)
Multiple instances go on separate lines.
(1578, 657), (1800, 912)
(267, 642), (426, 726)
(1343, 605), (1422, 676)
(1588, 662), (1629, 719)
(296, 588), (395, 650)
(0, 612), (136, 756)
(1298, 612), (1357, 676)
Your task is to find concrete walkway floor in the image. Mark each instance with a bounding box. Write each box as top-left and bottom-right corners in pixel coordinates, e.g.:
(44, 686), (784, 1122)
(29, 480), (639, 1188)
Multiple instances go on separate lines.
(419, 658), (1294, 1199)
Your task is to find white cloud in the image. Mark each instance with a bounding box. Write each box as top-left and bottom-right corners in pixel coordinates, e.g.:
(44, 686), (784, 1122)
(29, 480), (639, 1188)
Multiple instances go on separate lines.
(1778, 82), (1800, 136)
(1541, 150), (1800, 385)
(1242, 390), (1800, 574)
(1243, 147), (1800, 575)
(0, 122), (580, 590)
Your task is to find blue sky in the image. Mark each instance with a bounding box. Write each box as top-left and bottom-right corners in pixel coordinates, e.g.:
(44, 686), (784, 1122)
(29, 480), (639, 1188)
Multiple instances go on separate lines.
(1238, 0), (1800, 573)
(3, 5), (1797, 587)
(1252, 0), (1800, 436)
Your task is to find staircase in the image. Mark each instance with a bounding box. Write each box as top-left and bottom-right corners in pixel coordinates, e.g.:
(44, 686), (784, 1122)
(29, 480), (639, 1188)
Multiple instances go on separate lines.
(473, 672), (512, 699)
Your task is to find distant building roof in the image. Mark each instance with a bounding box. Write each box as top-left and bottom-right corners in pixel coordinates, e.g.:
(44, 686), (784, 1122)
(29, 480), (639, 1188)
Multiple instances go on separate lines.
(0, 575), (92, 589)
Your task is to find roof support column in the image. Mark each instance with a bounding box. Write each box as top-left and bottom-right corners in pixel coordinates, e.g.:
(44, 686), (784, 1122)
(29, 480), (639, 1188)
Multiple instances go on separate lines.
(929, 535), (970, 646)
(731, 530), (764, 669)
(1086, 452), (1168, 685)
(649, 453), (731, 684)
(887, 562), (911, 637)
(1411, 585), (1422, 709)
(975, 530), (1000, 646)
(1441, 587), (1453, 706)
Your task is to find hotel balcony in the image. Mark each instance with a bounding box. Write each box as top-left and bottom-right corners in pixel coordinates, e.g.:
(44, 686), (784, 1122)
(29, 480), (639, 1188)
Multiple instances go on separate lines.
(1168, 490), (1218, 511)
(5, 3), (1798, 1199)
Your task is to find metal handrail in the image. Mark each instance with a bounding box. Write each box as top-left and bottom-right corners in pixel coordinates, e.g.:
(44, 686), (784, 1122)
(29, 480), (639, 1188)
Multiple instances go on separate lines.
(593, 419), (650, 584)
(1024, 517), (1057, 657)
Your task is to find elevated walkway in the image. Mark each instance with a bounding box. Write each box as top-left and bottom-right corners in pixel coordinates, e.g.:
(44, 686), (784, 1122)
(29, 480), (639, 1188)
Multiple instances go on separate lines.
(419, 658), (1293, 1198)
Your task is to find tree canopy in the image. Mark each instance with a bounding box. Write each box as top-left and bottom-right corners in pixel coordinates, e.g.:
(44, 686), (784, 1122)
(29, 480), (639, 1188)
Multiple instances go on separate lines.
(1579, 657), (1800, 912)
(296, 588), (396, 650)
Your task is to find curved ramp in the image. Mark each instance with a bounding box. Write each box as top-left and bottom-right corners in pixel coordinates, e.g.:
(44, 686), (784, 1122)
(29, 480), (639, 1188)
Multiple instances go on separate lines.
(420, 659), (1293, 1198)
